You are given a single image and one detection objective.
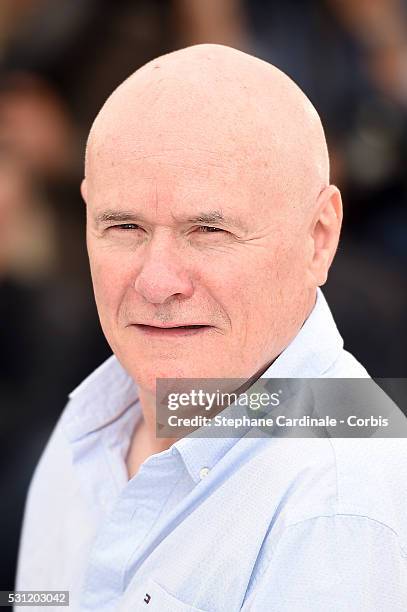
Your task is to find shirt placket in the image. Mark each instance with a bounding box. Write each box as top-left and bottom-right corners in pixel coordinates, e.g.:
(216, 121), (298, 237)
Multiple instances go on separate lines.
(78, 449), (184, 612)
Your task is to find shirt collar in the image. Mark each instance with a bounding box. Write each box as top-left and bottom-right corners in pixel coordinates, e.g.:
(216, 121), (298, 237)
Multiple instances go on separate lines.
(61, 288), (343, 483)
(62, 355), (139, 442)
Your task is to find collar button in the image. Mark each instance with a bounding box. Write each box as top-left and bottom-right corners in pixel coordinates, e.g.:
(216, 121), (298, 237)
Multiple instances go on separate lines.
(199, 466), (210, 479)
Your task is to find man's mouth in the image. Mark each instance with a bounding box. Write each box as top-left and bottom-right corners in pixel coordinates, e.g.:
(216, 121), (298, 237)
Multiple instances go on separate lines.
(134, 324), (211, 336)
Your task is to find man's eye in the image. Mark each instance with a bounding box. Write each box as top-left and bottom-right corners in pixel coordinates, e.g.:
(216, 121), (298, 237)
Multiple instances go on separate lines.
(197, 226), (225, 233)
(112, 223), (140, 230)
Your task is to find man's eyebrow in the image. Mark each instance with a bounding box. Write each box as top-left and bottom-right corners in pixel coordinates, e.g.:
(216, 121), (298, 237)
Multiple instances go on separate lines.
(185, 210), (225, 224)
(94, 210), (146, 226)
(94, 208), (247, 230)
(184, 210), (247, 230)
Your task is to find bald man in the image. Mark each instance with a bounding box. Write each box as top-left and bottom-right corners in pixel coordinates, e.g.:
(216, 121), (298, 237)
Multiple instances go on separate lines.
(16, 45), (406, 611)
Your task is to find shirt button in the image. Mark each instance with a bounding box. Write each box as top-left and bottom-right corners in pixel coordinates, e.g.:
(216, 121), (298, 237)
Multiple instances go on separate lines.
(199, 467), (210, 479)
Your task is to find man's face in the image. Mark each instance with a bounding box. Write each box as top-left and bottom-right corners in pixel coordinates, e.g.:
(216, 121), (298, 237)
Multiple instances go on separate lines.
(84, 130), (314, 392)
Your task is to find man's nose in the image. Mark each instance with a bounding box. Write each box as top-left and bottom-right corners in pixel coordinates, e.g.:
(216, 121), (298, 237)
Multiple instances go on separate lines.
(133, 237), (194, 304)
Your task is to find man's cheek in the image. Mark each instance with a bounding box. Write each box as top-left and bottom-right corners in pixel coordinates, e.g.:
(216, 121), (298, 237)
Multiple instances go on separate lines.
(92, 271), (122, 323)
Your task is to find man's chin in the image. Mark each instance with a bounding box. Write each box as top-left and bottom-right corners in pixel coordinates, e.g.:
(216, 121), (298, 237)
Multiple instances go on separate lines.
(124, 363), (228, 393)
(129, 367), (206, 389)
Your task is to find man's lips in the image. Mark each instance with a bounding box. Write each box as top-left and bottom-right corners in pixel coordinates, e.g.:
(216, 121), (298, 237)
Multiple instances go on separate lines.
(132, 323), (212, 336)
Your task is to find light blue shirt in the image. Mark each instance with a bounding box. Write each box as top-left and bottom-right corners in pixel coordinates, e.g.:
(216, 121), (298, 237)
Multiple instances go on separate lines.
(16, 289), (407, 611)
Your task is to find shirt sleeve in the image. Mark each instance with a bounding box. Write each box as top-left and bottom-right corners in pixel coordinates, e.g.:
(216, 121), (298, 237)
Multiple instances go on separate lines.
(242, 514), (407, 611)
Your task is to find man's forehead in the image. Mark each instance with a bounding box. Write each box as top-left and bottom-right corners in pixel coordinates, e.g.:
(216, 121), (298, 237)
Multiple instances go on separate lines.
(86, 153), (261, 226)
(85, 125), (276, 210)
(88, 142), (245, 173)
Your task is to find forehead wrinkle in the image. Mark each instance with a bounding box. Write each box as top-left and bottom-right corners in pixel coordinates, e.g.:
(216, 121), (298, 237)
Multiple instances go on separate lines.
(86, 139), (244, 194)
(87, 146), (246, 203)
(89, 144), (241, 171)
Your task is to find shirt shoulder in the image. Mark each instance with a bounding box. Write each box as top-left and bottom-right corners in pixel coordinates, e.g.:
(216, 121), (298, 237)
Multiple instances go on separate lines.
(243, 511), (407, 611)
(15, 411), (92, 591)
(252, 434), (407, 549)
(21, 410), (77, 518)
(242, 434), (407, 608)
(328, 437), (407, 545)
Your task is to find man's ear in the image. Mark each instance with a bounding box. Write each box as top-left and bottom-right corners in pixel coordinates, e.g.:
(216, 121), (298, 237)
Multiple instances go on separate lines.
(308, 185), (343, 287)
(80, 178), (87, 203)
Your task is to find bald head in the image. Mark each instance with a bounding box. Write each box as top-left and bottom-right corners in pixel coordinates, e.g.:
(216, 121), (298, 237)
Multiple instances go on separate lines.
(85, 44), (329, 214)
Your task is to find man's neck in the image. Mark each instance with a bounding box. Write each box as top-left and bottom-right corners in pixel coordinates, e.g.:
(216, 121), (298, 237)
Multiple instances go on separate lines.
(126, 386), (179, 480)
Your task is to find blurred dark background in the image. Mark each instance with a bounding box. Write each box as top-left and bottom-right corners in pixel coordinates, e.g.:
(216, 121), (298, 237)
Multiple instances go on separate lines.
(1, 0), (406, 591)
